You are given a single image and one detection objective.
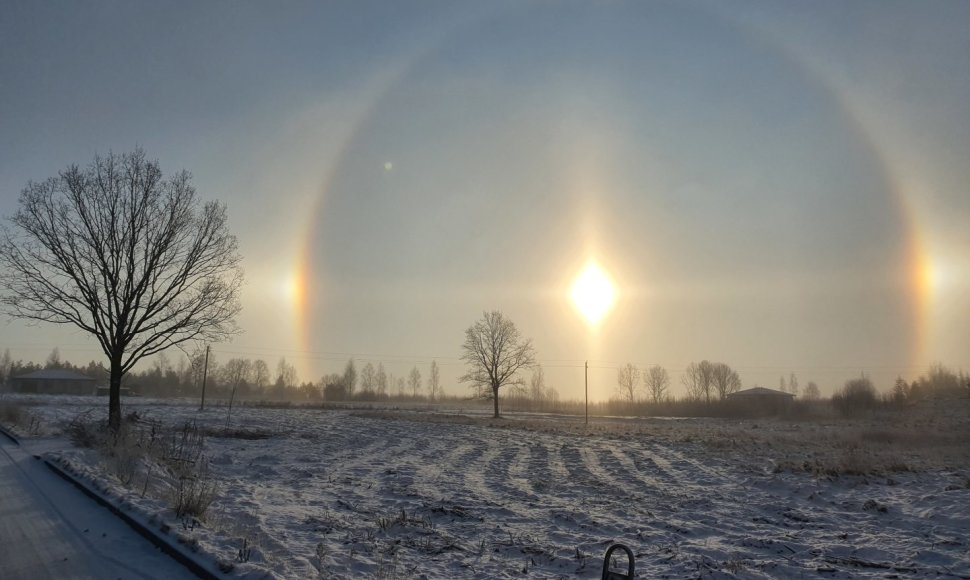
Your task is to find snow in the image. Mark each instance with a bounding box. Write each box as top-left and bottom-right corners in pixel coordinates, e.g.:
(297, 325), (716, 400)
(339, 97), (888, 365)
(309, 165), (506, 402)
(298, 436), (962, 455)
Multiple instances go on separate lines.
(5, 395), (970, 578)
(0, 428), (196, 579)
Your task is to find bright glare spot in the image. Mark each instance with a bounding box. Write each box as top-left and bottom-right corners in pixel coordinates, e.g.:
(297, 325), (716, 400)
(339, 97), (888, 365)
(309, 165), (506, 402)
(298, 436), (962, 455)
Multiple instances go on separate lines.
(285, 269), (305, 309)
(384, 161), (393, 171)
(571, 263), (615, 325)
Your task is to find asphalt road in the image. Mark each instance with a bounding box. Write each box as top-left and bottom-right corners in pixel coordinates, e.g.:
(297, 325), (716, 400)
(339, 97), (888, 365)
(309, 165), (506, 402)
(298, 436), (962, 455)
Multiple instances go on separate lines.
(0, 436), (196, 580)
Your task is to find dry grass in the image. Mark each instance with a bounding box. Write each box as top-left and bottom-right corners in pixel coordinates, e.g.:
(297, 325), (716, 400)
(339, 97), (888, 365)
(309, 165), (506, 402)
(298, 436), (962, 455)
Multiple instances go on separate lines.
(202, 426), (275, 440)
(0, 400), (24, 425)
(65, 414), (221, 520)
(173, 458), (218, 519)
(0, 399), (43, 435)
(762, 399), (970, 475)
(355, 397), (970, 476)
(772, 448), (916, 477)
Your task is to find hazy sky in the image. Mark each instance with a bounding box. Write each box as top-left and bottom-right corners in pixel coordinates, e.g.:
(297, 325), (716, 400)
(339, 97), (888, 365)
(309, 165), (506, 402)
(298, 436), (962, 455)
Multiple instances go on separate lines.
(1, 1), (968, 399)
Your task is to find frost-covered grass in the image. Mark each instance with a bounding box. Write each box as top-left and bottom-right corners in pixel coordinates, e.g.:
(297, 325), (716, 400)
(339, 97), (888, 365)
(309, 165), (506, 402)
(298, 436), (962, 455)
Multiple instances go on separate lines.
(0, 397), (44, 436)
(8, 394), (970, 578)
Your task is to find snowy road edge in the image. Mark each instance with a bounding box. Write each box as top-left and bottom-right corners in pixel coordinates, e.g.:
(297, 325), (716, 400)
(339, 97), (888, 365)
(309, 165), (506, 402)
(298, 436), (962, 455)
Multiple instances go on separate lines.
(0, 423), (20, 445)
(42, 456), (223, 580)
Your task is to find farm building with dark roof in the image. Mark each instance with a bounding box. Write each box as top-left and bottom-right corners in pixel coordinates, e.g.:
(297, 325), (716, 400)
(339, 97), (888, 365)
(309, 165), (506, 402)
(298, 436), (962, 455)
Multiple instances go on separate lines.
(11, 369), (97, 396)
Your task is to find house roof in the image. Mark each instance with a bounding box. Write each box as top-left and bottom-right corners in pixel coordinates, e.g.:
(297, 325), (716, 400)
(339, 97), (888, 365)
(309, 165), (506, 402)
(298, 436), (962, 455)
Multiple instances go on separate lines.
(727, 387), (794, 398)
(14, 369), (96, 382)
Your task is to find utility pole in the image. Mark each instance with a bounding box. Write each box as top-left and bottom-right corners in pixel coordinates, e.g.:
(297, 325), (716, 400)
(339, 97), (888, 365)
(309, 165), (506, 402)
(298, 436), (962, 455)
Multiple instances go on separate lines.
(585, 360), (589, 425)
(199, 344), (210, 411)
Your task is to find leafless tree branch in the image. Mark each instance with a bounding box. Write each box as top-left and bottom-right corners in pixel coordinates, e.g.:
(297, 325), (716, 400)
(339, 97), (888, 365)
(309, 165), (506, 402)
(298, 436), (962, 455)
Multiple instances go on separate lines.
(459, 310), (536, 418)
(0, 149), (243, 429)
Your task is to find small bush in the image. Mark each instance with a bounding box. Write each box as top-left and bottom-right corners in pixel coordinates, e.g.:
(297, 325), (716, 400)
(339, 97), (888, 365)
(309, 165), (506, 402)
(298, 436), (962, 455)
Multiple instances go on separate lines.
(103, 424), (145, 485)
(0, 401), (23, 425)
(237, 537), (253, 563)
(173, 458), (218, 520)
(0, 401), (42, 434)
(67, 416), (102, 448)
(67, 415), (220, 521)
(162, 421), (206, 478)
(832, 377), (878, 417)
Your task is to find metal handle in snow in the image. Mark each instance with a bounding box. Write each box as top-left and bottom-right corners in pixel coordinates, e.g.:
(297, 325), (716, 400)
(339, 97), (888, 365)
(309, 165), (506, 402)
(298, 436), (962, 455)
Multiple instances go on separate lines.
(601, 543), (635, 580)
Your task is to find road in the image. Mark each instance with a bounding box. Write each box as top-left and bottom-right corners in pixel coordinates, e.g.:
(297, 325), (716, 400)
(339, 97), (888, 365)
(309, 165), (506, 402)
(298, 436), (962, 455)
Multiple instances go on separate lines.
(0, 435), (196, 580)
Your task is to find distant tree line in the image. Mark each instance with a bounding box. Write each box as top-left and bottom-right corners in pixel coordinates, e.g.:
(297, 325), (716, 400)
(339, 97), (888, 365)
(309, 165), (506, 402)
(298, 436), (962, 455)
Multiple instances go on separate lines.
(613, 360), (744, 404)
(595, 359), (968, 418)
(833, 363), (970, 417)
(318, 359), (447, 403)
(0, 347), (454, 403)
(3, 343), (967, 419)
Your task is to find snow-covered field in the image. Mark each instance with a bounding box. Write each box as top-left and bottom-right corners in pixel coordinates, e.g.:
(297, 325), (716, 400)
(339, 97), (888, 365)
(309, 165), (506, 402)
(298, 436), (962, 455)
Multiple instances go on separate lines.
(6, 395), (970, 578)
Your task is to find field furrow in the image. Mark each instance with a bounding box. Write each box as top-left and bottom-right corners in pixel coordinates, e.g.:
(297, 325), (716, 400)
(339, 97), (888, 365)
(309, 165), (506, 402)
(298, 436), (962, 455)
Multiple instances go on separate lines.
(11, 397), (970, 579)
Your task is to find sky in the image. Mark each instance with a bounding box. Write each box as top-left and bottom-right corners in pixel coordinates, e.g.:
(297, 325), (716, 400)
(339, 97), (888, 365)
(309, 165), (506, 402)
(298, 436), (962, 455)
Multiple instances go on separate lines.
(1, 0), (968, 400)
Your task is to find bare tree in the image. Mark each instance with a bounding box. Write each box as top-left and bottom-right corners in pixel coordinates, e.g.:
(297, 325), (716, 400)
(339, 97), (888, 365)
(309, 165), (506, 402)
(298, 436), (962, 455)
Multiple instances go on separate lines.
(321, 372), (346, 400)
(616, 363), (641, 404)
(644, 365), (670, 403)
(183, 346), (209, 394)
(343, 358), (357, 398)
(682, 363), (703, 401)
(275, 357), (297, 395)
(427, 359), (441, 401)
(46, 347), (63, 369)
(545, 385), (559, 402)
(526, 364), (558, 404)
(408, 366), (422, 398)
(375, 363), (388, 397)
(529, 364), (546, 402)
(298, 381), (321, 400)
(802, 381), (820, 401)
(832, 374), (877, 416)
(683, 360), (715, 402)
(699, 360), (716, 402)
(0, 348), (12, 385)
(360, 362), (376, 395)
(153, 352), (172, 376)
(711, 362), (742, 400)
(918, 362), (964, 395)
(252, 359), (270, 393)
(779, 375), (787, 393)
(221, 358), (253, 397)
(892, 376), (909, 403)
(788, 372), (799, 397)
(459, 310), (537, 418)
(0, 150), (242, 429)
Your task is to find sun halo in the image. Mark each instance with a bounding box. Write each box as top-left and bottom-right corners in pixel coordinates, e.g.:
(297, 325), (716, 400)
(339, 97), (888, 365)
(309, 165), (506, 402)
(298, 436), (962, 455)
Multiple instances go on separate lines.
(571, 263), (616, 325)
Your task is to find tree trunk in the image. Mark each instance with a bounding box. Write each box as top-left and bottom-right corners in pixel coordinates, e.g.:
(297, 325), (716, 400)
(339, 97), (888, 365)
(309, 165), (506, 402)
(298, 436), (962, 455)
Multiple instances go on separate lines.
(492, 384), (500, 418)
(108, 353), (123, 431)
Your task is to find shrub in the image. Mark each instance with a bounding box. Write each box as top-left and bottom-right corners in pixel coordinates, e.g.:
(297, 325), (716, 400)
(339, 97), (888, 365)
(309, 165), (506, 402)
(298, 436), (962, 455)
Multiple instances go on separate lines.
(173, 458), (218, 520)
(67, 415), (102, 448)
(0, 400), (23, 425)
(0, 400), (42, 434)
(917, 363), (968, 398)
(161, 421), (206, 478)
(832, 377), (878, 417)
(68, 415), (219, 520)
(103, 423), (145, 485)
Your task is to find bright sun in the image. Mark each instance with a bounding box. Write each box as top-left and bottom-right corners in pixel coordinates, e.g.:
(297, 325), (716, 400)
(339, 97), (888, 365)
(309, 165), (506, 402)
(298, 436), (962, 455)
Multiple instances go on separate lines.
(571, 263), (616, 325)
